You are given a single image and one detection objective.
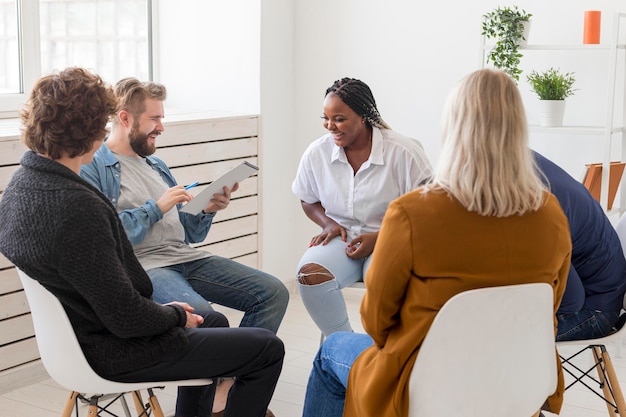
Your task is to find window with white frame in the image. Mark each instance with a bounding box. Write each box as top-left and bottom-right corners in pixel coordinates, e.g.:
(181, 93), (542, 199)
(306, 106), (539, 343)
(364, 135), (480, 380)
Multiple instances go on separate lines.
(0, 0), (151, 116)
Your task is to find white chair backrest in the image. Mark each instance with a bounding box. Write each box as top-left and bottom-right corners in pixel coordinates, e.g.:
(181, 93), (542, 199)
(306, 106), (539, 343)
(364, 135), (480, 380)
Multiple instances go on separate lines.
(17, 268), (116, 393)
(408, 283), (557, 417)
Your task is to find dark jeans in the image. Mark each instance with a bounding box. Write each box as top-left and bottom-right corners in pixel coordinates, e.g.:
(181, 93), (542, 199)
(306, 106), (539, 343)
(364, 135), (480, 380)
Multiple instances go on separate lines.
(556, 309), (621, 341)
(110, 312), (284, 417)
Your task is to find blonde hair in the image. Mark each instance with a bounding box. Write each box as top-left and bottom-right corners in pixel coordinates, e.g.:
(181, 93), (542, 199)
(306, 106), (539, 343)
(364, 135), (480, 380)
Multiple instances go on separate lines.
(426, 69), (545, 217)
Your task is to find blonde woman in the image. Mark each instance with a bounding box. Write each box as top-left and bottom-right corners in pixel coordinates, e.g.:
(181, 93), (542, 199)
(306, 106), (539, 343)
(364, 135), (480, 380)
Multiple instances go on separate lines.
(301, 68), (571, 417)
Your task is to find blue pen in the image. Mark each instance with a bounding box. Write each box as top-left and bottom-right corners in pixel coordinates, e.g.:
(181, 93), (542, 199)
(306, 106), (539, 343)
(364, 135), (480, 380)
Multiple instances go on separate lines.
(184, 181), (199, 190)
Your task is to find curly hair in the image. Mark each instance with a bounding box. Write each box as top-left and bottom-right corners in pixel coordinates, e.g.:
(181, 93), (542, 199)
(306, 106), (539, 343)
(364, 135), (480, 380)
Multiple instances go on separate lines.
(112, 77), (166, 124)
(325, 78), (390, 129)
(21, 67), (118, 160)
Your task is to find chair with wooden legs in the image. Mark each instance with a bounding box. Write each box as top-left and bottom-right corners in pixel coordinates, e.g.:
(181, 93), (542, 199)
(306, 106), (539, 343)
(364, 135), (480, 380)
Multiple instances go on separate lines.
(553, 213), (626, 417)
(556, 321), (626, 417)
(408, 283), (558, 417)
(17, 268), (213, 417)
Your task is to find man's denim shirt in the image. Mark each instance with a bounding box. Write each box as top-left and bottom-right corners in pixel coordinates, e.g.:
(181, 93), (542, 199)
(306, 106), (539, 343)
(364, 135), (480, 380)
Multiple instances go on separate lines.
(80, 142), (215, 246)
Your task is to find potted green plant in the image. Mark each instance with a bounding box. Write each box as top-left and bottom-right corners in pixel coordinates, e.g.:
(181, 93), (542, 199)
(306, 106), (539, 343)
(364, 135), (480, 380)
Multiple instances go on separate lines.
(526, 67), (576, 127)
(482, 6), (532, 83)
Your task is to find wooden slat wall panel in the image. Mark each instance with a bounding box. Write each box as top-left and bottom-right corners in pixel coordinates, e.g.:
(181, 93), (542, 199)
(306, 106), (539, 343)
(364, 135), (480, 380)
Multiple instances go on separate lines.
(0, 339), (40, 372)
(213, 196), (258, 222)
(232, 253), (258, 269)
(0, 254), (11, 270)
(0, 315), (34, 345)
(157, 114), (258, 147)
(0, 114), (260, 392)
(155, 138), (257, 167)
(0, 140), (27, 165)
(197, 235), (258, 259)
(0, 165), (19, 191)
(190, 215), (258, 246)
(169, 159), (258, 192)
(0, 292), (30, 319)
(0, 268), (20, 294)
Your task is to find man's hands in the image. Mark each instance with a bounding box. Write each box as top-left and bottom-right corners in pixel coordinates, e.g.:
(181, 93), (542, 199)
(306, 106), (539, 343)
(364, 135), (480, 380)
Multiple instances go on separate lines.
(165, 301), (204, 328)
(157, 187), (194, 214)
(156, 183), (239, 215)
(203, 183), (239, 214)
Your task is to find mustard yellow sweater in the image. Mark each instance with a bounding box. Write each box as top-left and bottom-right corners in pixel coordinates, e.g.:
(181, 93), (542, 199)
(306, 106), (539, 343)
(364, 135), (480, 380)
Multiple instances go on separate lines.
(344, 189), (571, 417)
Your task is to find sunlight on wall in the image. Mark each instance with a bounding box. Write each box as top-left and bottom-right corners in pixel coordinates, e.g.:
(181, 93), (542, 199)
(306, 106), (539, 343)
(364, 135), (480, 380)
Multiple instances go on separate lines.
(155, 0), (260, 114)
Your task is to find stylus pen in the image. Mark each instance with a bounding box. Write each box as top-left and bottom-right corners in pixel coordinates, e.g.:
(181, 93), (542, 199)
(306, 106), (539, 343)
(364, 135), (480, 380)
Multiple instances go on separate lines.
(184, 181), (200, 190)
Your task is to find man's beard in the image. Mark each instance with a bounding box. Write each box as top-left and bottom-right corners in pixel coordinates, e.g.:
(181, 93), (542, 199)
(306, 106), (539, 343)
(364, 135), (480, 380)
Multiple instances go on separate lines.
(129, 124), (158, 157)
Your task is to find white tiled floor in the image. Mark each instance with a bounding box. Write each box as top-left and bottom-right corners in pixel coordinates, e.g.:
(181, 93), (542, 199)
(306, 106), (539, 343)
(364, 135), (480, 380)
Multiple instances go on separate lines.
(0, 287), (625, 416)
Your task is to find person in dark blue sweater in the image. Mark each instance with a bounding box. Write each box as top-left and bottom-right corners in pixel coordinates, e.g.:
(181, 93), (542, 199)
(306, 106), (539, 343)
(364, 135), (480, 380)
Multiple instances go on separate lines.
(535, 151), (626, 341)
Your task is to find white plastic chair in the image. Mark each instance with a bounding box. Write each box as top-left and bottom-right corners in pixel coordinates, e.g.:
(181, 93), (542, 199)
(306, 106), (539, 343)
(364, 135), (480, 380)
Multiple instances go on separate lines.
(408, 283), (557, 417)
(552, 213), (626, 417)
(17, 269), (213, 417)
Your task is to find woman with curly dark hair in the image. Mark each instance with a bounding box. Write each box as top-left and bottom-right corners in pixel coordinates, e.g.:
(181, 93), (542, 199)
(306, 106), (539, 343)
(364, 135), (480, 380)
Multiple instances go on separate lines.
(0, 67), (283, 417)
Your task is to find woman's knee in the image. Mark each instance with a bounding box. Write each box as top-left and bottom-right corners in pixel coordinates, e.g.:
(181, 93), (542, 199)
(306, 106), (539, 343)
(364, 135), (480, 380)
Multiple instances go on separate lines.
(298, 263), (335, 285)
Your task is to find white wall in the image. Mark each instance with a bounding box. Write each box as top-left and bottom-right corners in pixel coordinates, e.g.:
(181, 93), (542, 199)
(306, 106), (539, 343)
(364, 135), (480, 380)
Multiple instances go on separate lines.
(287, 0), (626, 274)
(155, 0), (260, 115)
(153, 1), (626, 284)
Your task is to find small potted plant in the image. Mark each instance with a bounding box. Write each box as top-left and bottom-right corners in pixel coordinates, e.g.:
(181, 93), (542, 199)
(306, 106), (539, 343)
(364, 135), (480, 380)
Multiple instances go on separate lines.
(526, 67), (576, 127)
(482, 5), (532, 83)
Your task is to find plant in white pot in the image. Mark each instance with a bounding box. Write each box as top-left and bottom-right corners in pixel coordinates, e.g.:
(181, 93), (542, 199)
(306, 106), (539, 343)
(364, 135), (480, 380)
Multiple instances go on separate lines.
(482, 5), (532, 83)
(526, 67), (576, 127)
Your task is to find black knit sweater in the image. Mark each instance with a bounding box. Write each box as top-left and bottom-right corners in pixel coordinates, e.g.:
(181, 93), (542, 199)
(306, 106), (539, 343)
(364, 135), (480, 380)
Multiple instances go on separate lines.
(0, 151), (188, 377)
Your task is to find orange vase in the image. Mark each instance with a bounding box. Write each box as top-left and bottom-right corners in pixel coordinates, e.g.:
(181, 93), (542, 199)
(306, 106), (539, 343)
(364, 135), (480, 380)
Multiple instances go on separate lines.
(583, 10), (601, 44)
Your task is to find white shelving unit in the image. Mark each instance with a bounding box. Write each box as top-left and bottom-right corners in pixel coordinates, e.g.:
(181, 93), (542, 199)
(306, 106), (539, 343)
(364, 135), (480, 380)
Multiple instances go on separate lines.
(481, 13), (626, 214)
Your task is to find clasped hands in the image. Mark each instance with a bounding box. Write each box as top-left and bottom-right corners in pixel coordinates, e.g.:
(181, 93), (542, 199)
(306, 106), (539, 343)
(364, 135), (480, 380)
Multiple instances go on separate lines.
(165, 301), (204, 328)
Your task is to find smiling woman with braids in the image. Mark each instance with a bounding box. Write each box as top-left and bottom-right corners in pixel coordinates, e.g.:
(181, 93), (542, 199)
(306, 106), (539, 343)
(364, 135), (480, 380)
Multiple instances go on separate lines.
(300, 69), (570, 417)
(292, 77), (433, 337)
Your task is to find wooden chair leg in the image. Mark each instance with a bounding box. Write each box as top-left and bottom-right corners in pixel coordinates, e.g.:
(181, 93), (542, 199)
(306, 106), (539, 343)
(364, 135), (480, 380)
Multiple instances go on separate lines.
(593, 346), (618, 417)
(87, 396), (99, 417)
(147, 388), (166, 417)
(61, 391), (78, 417)
(599, 347), (626, 417)
(132, 390), (147, 416)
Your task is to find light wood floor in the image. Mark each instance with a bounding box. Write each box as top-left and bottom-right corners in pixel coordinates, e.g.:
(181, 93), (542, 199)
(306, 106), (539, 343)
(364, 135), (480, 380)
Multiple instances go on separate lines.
(0, 287), (625, 416)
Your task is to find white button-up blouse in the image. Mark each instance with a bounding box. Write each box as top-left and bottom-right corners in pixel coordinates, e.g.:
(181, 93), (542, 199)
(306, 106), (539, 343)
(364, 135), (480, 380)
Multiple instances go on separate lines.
(292, 127), (432, 240)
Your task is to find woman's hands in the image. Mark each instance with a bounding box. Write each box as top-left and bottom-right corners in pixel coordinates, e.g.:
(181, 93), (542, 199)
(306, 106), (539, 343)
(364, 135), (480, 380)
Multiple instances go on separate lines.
(301, 201), (378, 258)
(345, 231), (378, 259)
(309, 222), (347, 247)
(302, 201), (347, 246)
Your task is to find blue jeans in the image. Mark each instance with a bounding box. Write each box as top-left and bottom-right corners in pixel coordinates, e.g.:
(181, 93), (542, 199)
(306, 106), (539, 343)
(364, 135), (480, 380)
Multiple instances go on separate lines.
(148, 256), (289, 333)
(302, 332), (373, 417)
(556, 310), (621, 341)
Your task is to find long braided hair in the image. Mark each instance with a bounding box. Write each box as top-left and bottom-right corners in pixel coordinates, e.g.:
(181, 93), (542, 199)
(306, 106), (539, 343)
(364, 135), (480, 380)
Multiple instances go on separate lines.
(326, 78), (391, 129)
